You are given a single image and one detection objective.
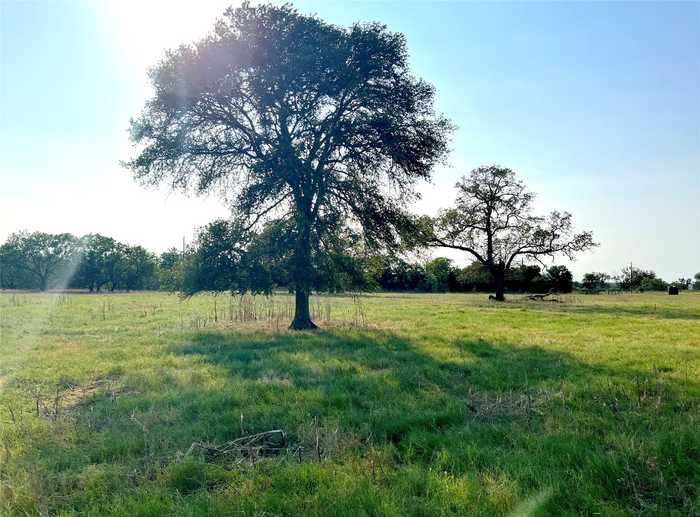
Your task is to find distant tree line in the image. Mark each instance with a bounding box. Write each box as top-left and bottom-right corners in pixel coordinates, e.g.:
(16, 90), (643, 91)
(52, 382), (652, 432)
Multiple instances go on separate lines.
(369, 257), (574, 294)
(0, 231), (178, 292)
(182, 219), (577, 295)
(2, 230), (695, 295)
(1, 229), (576, 294)
(579, 266), (696, 292)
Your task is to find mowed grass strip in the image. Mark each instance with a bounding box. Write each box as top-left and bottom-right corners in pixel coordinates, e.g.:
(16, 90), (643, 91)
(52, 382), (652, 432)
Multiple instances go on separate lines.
(0, 292), (698, 515)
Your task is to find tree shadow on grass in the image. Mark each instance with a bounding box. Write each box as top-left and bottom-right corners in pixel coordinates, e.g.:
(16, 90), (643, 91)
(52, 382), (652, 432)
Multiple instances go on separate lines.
(517, 300), (700, 321)
(152, 328), (699, 453)
(6, 327), (699, 516)
(159, 329), (616, 442)
(7, 330), (594, 486)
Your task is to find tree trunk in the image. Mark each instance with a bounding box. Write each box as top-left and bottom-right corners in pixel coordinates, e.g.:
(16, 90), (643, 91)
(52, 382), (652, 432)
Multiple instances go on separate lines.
(493, 271), (506, 301)
(289, 213), (317, 331)
(290, 288), (317, 330)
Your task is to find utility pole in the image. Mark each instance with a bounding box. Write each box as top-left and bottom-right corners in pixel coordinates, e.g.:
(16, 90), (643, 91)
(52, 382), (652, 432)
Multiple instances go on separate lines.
(629, 261), (633, 293)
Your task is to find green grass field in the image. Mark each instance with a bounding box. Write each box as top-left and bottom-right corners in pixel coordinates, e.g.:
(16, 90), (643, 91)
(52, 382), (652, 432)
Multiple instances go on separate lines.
(0, 291), (698, 516)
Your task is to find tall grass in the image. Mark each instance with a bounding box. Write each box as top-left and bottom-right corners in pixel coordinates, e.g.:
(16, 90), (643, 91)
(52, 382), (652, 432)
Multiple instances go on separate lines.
(178, 293), (368, 331)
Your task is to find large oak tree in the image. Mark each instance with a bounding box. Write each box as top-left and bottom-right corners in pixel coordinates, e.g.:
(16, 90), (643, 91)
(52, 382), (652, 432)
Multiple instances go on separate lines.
(422, 165), (596, 301)
(125, 3), (451, 329)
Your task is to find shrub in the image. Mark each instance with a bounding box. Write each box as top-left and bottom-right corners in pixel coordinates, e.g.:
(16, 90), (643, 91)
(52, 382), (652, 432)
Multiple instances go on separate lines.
(639, 277), (667, 292)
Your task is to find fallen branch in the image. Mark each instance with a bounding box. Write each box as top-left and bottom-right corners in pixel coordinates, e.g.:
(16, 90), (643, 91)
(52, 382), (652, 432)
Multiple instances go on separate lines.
(527, 292), (559, 302)
(186, 430), (287, 460)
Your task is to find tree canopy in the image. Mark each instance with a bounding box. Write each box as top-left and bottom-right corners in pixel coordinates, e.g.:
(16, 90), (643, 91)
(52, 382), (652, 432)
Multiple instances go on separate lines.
(0, 232), (78, 291)
(125, 3), (451, 328)
(581, 272), (610, 291)
(0, 229), (577, 295)
(183, 219), (373, 297)
(0, 231), (161, 292)
(619, 266), (660, 291)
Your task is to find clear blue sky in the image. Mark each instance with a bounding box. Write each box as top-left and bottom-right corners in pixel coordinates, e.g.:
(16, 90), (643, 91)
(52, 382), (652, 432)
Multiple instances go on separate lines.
(1, 1), (698, 281)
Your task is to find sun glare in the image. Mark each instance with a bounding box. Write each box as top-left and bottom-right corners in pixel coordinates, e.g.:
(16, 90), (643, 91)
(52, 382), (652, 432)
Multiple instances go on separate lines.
(104, 0), (235, 71)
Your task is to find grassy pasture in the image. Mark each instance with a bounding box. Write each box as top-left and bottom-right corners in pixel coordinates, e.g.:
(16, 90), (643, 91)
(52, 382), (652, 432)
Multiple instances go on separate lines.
(0, 291), (698, 516)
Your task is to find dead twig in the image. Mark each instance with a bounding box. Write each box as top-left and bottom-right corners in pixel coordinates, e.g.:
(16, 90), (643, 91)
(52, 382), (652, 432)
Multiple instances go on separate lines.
(186, 429), (288, 461)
